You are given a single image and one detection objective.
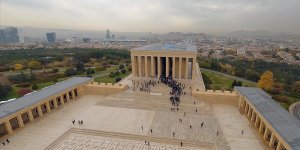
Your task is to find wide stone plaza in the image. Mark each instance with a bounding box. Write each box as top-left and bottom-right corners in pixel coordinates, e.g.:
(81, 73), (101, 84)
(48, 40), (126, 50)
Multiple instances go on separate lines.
(1, 77), (264, 150)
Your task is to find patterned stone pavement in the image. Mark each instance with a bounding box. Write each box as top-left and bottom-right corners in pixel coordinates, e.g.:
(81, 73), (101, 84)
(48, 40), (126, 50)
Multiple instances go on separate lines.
(47, 129), (209, 150)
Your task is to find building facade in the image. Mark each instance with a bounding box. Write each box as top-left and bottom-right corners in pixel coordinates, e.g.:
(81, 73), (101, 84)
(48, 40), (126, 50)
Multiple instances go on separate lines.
(0, 27), (20, 44)
(131, 44), (198, 80)
(46, 32), (56, 43)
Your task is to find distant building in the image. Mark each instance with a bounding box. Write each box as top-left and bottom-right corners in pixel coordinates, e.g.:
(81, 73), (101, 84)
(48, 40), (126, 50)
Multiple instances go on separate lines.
(46, 32), (56, 43)
(83, 38), (91, 43)
(105, 29), (111, 40)
(71, 37), (78, 43)
(112, 34), (115, 40)
(0, 27), (20, 44)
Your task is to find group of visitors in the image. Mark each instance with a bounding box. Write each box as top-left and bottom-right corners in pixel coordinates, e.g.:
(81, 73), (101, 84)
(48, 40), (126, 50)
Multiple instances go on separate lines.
(72, 119), (83, 125)
(132, 80), (158, 92)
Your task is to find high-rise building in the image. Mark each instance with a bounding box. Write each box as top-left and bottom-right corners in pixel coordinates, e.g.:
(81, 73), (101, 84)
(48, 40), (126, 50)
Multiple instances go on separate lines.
(46, 32), (56, 43)
(0, 27), (20, 44)
(105, 29), (111, 40)
(111, 34), (115, 40)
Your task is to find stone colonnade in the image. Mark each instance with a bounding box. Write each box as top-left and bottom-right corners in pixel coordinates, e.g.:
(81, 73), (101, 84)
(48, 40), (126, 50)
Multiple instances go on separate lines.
(131, 54), (197, 80)
(0, 88), (80, 139)
(238, 97), (289, 150)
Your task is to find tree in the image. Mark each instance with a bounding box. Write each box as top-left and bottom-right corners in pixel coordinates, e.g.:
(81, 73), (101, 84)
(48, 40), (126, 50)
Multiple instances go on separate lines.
(51, 68), (59, 73)
(258, 71), (274, 90)
(121, 69), (126, 74)
(245, 69), (260, 82)
(119, 64), (124, 69)
(28, 61), (41, 70)
(14, 64), (24, 70)
(116, 77), (122, 83)
(0, 84), (11, 100)
(32, 83), (38, 90)
(115, 70), (120, 76)
(64, 68), (77, 77)
(75, 62), (85, 72)
(236, 81), (242, 86)
(17, 88), (32, 96)
(231, 80), (237, 88)
(109, 72), (115, 77)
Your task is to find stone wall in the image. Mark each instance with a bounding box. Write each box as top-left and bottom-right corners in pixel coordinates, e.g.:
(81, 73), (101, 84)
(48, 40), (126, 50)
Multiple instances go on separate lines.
(82, 82), (128, 95)
(192, 90), (239, 106)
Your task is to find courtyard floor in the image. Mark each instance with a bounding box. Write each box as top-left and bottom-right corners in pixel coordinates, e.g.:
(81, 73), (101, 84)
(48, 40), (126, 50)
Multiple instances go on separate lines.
(1, 81), (265, 150)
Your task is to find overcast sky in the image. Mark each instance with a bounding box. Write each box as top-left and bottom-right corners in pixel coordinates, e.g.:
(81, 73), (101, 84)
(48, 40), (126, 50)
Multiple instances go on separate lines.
(1, 0), (300, 33)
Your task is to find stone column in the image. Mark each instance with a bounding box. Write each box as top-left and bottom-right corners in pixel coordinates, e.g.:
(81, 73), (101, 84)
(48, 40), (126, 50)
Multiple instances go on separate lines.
(145, 56), (148, 77)
(158, 57), (161, 78)
(276, 143), (283, 150)
(179, 57), (182, 79)
(259, 121), (263, 133)
(185, 58), (189, 79)
(4, 121), (13, 134)
(166, 57), (169, 77)
(46, 101), (51, 113)
(269, 133), (275, 148)
(67, 92), (71, 102)
(247, 107), (252, 118)
(138, 55), (142, 77)
(61, 95), (65, 105)
(263, 127), (269, 141)
(151, 56), (155, 77)
(255, 115), (259, 127)
(131, 54), (136, 76)
(172, 57), (175, 79)
(37, 105), (43, 117)
(251, 111), (256, 123)
(53, 99), (58, 108)
(72, 90), (76, 99)
(192, 58), (197, 80)
(27, 110), (34, 121)
(17, 115), (25, 128)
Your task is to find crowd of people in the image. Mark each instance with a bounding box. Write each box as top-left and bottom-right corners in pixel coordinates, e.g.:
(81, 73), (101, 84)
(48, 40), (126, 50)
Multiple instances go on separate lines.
(132, 80), (158, 92)
(159, 75), (187, 107)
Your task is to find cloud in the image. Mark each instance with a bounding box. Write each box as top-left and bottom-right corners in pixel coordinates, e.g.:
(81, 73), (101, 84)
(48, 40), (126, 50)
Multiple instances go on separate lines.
(1, 0), (300, 33)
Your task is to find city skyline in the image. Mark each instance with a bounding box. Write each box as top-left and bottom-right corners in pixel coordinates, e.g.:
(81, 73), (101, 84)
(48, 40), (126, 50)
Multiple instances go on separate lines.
(1, 0), (300, 34)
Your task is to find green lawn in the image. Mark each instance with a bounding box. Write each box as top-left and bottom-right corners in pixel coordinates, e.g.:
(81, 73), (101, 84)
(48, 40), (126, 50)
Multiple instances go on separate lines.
(94, 71), (131, 83)
(37, 81), (54, 89)
(202, 70), (257, 90)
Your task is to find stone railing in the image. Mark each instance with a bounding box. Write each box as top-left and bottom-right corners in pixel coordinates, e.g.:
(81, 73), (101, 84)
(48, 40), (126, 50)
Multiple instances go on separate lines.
(83, 82), (128, 95)
(192, 89), (238, 106)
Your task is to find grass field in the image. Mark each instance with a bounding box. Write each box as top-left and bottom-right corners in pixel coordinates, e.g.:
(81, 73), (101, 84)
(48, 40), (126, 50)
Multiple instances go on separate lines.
(202, 69), (257, 90)
(94, 71), (131, 83)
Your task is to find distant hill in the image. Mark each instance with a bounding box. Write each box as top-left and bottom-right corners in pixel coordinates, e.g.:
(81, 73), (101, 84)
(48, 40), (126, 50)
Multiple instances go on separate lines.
(223, 30), (300, 40)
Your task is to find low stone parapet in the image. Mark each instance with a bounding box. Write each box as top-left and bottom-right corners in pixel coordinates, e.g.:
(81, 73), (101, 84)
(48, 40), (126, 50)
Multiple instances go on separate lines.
(83, 82), (128, 95)
(192, 90), (239, 106)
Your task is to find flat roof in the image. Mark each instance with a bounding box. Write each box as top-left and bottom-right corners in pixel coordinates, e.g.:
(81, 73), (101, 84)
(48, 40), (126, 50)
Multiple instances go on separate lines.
(132, 44), (197, 52)
(0, 77), (92, 119)
(235, 87), (300, 149)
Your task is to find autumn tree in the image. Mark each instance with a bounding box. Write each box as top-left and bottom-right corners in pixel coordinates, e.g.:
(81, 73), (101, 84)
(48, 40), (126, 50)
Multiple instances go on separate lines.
(14, 63), (24, 70)
(28, 61), (41, 70)
(258, 71), (274, 90)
